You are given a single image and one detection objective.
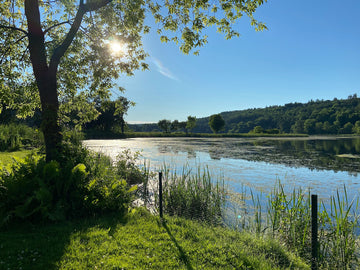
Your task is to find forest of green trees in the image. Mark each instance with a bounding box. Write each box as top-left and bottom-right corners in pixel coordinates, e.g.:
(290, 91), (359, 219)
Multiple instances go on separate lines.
(3, 94), (360, 136)
(130, 95), (360, 135)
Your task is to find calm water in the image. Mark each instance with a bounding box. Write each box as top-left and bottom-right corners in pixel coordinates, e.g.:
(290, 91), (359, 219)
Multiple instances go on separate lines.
(83, 137), (360, 200)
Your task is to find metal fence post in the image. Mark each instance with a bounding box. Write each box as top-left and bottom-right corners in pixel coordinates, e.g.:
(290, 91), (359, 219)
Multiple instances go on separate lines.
(159, 171), (163, 218)
(311, 194), (318, 270)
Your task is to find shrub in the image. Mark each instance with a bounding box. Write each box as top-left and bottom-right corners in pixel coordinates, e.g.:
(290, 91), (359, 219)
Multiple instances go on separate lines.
(0, 141), (147, 227)
(0, 123), (43, 151)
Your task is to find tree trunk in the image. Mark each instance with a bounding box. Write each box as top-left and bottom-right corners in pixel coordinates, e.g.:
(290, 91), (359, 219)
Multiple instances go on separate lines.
(25, 0), (110, 161)
(39, 72), (62, 162)
(25, 0), (62, 162)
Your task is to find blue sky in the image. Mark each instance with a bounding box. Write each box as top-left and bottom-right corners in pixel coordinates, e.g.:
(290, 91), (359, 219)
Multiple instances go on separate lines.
(117, 0), (360, 124)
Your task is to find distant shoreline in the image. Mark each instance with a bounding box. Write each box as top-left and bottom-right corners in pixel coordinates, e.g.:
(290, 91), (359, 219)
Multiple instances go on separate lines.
(84, 131), (360, 140)
(84, 131), (309, 139)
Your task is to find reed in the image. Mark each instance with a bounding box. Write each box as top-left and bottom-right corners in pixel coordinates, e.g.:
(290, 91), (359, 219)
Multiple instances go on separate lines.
(318, 186), (359, 269)
(247, 181), (359, 268)
(158, 163), (226, 226)
(144, 161), (359, 268)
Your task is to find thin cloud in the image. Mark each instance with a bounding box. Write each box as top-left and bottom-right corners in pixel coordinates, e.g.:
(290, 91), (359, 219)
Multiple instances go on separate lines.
(152, 57), (179, 81)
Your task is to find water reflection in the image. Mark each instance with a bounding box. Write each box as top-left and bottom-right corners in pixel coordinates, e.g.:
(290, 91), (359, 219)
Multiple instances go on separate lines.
(146, 137), (360, 174)
(251, 137), (360, 173)
(83, 137), (360, 200)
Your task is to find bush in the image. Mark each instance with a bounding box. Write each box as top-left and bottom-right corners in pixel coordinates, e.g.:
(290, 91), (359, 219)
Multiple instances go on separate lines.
(0, 123), (43, 151)
(0, 141), (147, 227)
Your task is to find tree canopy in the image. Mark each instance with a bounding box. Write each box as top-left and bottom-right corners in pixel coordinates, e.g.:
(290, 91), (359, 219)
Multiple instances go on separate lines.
(186, 116), (197, 133)
(1, 0), (268, 161)
(209, 114), (225, 133)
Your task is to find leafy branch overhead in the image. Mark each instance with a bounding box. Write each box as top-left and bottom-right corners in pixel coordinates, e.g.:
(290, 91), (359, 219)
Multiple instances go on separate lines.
(0, 0), (267, 161)
(151, 0), (268, 54)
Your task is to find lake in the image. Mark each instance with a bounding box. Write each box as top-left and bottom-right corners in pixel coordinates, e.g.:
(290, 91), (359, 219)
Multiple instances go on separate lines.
(83, 136), (360, 201)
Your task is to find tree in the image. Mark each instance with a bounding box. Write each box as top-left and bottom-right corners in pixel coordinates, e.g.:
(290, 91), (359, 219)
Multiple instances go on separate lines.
(209, 114), (225, 133)
(251, 125), (264, 134)
(170, 120), (180, 132)
(1, 0), (267, 161)
(86, 96), (134, 134)
(304, 119), (317, 134)
(158, 119), (171, 133)
(186, 116), (196, 134)
(114, 97), (134, 134)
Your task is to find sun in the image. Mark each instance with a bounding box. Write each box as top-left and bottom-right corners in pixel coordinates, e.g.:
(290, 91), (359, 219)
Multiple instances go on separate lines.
(108, 40), (127, 56)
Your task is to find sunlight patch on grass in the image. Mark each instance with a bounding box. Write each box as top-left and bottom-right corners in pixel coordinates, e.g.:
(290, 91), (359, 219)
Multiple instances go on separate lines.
(0, 150), (33, 171)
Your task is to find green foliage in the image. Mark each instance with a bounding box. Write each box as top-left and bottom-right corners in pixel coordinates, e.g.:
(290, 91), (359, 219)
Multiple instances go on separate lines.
(85, 96), (134, 134)
(209, 114), (225, 133)
(115, 149), (149, 186)
(0, 142), (148, 227)
(0, 212), (308, 270)
(171, 95), (360, 135)
(233, 181), (360, 268)
(251, 125), (264, 134)
(157, 119), (172, 133)
(160, 164), (225, 225)
(186, 115), (197, 133)
(0, 123), (43, 151)
(318, 188), (359, 269)
(1, 0), (267, 161)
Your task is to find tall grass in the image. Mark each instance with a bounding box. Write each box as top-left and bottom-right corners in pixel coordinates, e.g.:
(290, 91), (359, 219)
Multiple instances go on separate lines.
(318, 187), (359, 269)
(265, 182), (312, 261)
(158, 164), (226, 225)
(241, 181), (359, 268)
(157, 170), (359, 268)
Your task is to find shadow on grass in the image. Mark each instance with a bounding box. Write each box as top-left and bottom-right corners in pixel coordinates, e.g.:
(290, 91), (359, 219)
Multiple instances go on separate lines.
(0, 213), (127, 270)
(161, 218), (194, 270)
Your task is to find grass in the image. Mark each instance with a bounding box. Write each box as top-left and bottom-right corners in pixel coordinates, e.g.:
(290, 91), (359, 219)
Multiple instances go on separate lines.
(0, 208), (309, 270)
(239, 182), (360, 269)
(2, 149), (357, 269)
(160, 164), (225, 226)
(0, 150), (34, 171)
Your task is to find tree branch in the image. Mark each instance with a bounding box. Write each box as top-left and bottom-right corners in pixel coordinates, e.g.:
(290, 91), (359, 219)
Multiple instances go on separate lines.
(0, 35), (28, 64)
(44, 20), (71, 35)
(49, 7), (86, 71)
(83, 0), (112, 12)
(0, 24), (28, 35)
(49, 0), (112, 71)
(25, 0), (49, 77)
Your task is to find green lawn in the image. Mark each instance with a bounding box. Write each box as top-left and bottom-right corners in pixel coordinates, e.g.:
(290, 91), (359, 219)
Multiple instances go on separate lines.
(0, 150), (34, 171)
(0, 209), (308, 270)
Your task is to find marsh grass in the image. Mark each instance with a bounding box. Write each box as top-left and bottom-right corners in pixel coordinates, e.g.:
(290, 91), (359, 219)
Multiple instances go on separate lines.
(158, 164), (225, 225)
(237, 181), (360, 268)
(318, 187), (360, 269)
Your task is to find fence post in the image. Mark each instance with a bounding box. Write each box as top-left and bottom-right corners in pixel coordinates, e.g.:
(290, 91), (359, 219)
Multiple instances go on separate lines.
(159, 171), (163, 218)
(311, 194), (318, 270)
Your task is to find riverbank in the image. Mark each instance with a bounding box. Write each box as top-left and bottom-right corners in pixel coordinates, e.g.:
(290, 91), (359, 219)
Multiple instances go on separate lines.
(0, 209), (308, 269)
(84, 130), (310, 139)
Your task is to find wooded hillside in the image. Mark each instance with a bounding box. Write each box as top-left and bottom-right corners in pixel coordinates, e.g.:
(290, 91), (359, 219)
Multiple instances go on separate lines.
(130, 95), (360, 135)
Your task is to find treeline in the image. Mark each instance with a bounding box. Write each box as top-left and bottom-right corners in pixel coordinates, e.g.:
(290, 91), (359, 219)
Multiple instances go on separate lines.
(3, 95), (360, 137)
(0, 96), (134, 140)
(131, 94), (360, 135)
(221, 94), (360, 134)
